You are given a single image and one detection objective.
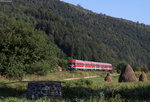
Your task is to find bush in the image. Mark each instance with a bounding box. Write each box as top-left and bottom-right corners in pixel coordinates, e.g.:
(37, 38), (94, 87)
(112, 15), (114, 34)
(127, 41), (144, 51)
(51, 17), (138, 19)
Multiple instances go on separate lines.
(29, 61), (51, 76)
(133, 65), (141, 71)
(116, 61), (127, 73)
(141, 68), (149, 72)
(5, 63), (25, 80)
(0, 17), (63, 79)
(57, 59), (67, 70)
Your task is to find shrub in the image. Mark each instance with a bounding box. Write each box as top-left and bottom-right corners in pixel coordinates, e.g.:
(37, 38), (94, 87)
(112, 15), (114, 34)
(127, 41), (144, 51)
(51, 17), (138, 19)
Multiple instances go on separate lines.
(0, 17), (63, 79)
(116, 61), (127, 73)
(57, 59), (67, 70)
(5, 63), (25, 80)
(133, 65), (141, 71)
(141, 68), (149, 72)
(29, 61), (51, 76)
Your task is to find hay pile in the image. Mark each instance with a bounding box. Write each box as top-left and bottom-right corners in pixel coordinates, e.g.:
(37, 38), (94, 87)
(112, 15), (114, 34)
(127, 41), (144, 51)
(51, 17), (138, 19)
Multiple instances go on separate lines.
(119, 64), (137, 82)
(139, 72), (148, 82)
(104, 73), (112, 82)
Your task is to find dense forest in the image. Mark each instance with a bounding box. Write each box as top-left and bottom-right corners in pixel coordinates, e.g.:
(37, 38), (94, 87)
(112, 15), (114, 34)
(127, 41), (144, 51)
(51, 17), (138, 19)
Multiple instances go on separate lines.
(0, 0), (150, 78)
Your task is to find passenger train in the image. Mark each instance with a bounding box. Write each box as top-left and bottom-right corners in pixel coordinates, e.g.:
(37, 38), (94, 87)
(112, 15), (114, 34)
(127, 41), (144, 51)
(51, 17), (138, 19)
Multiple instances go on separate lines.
(67, 59), (112, 70)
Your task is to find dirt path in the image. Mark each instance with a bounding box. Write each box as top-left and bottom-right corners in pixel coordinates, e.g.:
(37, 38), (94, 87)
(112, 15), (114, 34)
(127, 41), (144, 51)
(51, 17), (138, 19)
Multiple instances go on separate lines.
(63, 76), (99, 81)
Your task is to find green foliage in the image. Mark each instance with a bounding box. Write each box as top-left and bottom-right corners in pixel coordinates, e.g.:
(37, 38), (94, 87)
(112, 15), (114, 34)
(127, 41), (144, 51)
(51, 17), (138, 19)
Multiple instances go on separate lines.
(75, 79), (93, 86)
(116, 61), (127, 73)
(0, 0), (150, 72)
(5, 62), (25, 80)
(141, 68), (149, 72)
(133, 65), (141, 71)
(57, 59), (67, 70)
(30, 61), (51, 76)
(0, 17), (64, 79)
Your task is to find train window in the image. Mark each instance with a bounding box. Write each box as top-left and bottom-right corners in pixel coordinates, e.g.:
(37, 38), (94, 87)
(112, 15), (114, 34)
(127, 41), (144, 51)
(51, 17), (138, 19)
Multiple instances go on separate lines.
(96, 65), (100, 67)
(92, 64), (95, 66)
(76, 63), (84, 66)
(85, 64), (91, 66)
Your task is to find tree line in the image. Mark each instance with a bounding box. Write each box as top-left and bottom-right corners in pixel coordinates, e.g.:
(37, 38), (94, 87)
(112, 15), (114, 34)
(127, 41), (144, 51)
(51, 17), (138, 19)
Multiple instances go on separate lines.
(0, 0), (150, 78)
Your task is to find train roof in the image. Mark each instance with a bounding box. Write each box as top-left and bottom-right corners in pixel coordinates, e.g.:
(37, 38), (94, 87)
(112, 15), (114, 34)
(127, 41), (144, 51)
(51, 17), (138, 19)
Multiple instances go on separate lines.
(68, 59), (112, 65)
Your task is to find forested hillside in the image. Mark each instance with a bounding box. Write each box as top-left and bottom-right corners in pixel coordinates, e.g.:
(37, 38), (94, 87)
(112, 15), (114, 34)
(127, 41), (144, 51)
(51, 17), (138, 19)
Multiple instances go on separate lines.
(0, 0), (150, 76)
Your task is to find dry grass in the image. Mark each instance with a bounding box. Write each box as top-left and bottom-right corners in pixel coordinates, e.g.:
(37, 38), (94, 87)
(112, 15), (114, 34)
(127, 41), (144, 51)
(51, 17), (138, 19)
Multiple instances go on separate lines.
(139, 72), (148, 82)
(119, 64), (137, 82)
(104, 73), (112, 82)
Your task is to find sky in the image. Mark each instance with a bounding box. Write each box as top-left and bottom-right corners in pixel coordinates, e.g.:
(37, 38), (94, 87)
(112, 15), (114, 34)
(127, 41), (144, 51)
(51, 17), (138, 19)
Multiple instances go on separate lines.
(60, 0), (150, 25)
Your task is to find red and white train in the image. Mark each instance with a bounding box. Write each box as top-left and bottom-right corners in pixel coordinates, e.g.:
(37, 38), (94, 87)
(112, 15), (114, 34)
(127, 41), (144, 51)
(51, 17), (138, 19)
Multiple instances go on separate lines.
(67, 59), (112, 70)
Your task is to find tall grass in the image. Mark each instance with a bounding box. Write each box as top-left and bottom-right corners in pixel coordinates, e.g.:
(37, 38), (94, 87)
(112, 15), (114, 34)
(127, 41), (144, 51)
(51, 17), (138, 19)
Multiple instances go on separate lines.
(0, 71), (150, 102)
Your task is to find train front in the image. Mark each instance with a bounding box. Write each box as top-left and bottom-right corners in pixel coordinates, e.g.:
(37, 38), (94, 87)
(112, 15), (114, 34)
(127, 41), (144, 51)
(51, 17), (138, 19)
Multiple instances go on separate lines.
(67, 60), (75, 70)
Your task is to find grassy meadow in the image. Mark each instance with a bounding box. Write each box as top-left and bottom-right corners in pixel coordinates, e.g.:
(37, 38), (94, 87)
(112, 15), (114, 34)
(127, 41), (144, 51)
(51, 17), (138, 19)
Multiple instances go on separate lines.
(0, 71), (150, 102)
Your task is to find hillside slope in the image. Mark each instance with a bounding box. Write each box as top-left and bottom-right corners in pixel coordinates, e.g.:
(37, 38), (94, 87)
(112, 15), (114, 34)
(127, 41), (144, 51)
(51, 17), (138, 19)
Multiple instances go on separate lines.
(0, 0), (150, 67)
